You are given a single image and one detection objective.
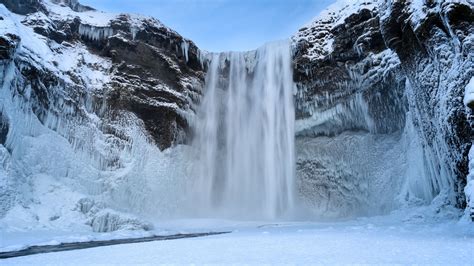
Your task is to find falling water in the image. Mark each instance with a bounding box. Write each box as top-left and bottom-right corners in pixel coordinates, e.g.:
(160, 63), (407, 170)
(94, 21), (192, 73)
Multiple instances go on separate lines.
(192, 40), (296, 219)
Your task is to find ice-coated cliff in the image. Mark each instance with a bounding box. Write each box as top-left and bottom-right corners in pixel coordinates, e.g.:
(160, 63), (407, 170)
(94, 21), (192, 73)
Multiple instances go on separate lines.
(0, 0), (206, 232)
(292, 0), (473, 220)
(0, 0), (472, 235)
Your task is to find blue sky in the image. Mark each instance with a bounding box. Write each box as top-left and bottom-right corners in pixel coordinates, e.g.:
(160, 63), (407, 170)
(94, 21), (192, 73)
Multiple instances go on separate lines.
(80, 0), (334, 52)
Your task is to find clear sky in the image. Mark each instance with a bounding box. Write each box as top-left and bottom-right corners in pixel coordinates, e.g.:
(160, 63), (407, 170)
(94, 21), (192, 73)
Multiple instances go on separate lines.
(80, 0), (335, 52)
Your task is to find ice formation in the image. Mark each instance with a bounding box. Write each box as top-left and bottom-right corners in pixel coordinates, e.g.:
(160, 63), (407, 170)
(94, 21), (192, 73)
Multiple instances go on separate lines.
(181, 40), (189, 63)
(464, 77), (474, 220)
(78, 24), (114, 42)
(292, 0), (474, 219)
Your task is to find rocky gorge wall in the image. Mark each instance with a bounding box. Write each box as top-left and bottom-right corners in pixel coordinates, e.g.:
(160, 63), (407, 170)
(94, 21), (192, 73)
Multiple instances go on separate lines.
(292, 0), (473, 220)
(0, 0), (472, 233)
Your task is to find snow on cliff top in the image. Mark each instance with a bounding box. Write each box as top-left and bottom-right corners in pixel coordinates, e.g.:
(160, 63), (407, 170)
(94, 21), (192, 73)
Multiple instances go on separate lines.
(0, 4), (53, 68)
(42, 0), (164, 29)
(292, 0), (378, 61)
(0, 3), (111, 88)
(304, 0), (378, 29)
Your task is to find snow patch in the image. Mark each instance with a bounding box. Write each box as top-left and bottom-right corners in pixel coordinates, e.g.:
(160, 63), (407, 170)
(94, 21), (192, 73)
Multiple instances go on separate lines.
(463, 76), (474, 107)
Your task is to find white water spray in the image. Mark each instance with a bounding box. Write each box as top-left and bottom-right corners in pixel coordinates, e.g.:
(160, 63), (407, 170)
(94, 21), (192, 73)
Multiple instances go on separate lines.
(192, 40), (296, 219)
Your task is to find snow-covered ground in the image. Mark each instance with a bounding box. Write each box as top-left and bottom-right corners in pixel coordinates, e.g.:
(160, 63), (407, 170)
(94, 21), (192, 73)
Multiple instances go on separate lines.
(2, 213), (473, 264)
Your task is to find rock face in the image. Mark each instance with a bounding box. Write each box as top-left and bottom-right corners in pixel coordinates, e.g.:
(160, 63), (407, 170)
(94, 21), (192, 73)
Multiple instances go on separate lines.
(293, 1), (406, 136)
(292, 0), (473, 219)
(379, 0), (474, 212)
(1, 0), (205, 150)
(0, 0), (472, 229)
(0, 0), (205, 230)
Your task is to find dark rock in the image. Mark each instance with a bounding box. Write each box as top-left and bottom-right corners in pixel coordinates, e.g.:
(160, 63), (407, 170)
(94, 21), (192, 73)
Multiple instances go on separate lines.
(0, 0), (46, 15)
(50, 0), (94, 12)
(95, 16), (206, 149)
(2, 0), (206, 151)
(293, 4), (407, 136)
(0, 112), (8, 145)
(0, 34), (20, 60)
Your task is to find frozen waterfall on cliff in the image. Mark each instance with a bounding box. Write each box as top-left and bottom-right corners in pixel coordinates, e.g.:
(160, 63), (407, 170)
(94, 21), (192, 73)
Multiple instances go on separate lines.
(191, 41), (296, 219)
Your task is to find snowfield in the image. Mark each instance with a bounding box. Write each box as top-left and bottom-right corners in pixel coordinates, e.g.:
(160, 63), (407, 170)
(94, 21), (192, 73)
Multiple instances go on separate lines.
(1, 217), (473, 264)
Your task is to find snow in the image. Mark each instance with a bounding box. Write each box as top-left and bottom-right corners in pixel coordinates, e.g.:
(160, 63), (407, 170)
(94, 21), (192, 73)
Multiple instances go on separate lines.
(42, 0), (117, 27)
(464, 76), (474, 107)
(466, 145), (474, 220)
(465, 72), (474, 220)
(1, 217), (473, 264)
(306, 0), (379, 29)
(0, 5), (54, 71)
(40, 0), (169, 44)
(292, 0), (379, 61)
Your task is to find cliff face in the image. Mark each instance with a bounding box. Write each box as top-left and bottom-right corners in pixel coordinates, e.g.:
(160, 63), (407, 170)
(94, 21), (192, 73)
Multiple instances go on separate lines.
(292, 0), (473, 219)
(1, 0), (205, 150)
(0, 0), (472, 231)
(0, 0), (205, 230)
(379, 0), (474, 218)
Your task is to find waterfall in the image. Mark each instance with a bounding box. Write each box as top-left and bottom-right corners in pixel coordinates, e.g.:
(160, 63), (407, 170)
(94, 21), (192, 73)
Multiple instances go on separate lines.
(192, 40), (296, 219)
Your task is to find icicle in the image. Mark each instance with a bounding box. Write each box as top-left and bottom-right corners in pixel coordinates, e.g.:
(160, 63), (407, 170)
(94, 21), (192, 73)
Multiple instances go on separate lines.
(181, 40), (189, 63)
(78, 24), (114, 42)
(130, 27), (138, 40)
(197, 49), (206, 69)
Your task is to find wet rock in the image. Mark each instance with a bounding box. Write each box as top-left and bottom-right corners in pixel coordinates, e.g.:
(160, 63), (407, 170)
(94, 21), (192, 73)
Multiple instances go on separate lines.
(0, 112), (8, 145)
(0, 34), (19, 60)
(0, 0), (46, 15)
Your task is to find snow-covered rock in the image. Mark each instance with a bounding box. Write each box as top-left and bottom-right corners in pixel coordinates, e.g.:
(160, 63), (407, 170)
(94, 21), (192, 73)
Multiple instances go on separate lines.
(88, 209), (153, 233)
(0, 0), (206, 232)
(292, 0), (474, 220)
(379, 0), (474, 220)
(0, 0), (472, 230)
